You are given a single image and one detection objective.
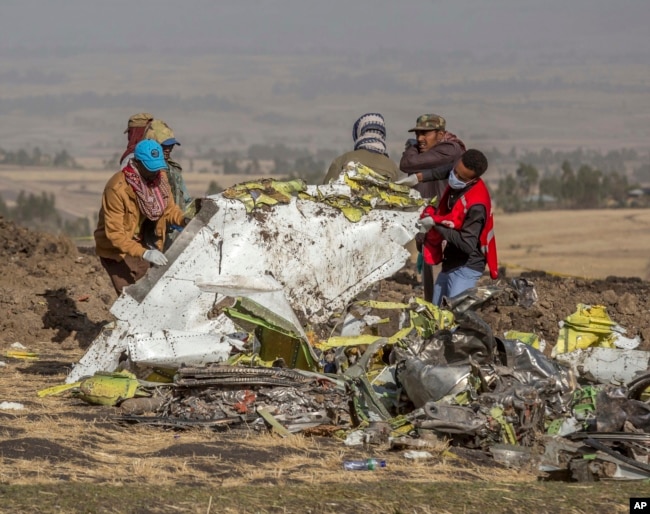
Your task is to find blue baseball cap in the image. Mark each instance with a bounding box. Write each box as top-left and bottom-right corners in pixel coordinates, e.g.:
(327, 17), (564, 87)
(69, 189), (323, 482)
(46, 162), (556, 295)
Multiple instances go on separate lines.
(161, 137), (181, 147)
(134, 139), (168, 172)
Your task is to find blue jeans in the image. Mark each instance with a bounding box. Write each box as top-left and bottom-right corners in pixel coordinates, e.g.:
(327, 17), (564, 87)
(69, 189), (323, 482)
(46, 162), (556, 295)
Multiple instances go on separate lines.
(432, 267), (483, 306)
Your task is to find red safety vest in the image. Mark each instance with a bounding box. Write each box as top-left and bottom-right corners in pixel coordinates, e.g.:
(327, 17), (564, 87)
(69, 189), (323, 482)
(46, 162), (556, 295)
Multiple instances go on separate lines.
(436, 179), (499, 279)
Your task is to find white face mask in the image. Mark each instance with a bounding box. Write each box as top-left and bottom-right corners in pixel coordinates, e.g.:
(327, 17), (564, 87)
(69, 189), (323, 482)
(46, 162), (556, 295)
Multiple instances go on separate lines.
(448, 169), (469, 190)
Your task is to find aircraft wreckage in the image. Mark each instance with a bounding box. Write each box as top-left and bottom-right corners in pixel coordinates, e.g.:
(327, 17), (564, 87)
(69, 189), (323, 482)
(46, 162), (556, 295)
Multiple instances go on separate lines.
(43, 163), (650, 481)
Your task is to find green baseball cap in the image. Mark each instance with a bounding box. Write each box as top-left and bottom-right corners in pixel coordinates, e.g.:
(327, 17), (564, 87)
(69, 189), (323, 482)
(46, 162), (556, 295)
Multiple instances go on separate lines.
(145, 119), (181, 147)
(408, 114), (446, 132)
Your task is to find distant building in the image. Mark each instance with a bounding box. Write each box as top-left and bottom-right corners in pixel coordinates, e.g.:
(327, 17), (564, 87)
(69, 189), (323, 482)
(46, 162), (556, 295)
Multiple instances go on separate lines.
(627, 187), (650, 198)
(523, 194), (557, 204)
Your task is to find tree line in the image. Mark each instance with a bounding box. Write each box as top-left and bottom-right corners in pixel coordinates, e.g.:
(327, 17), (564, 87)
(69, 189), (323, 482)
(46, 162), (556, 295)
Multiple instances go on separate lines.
(0, 191), (90, 237)
(494, 161), (633, 212)
(0, 179), (229, 239)
(0, 147), (81, 168)
(1, 142), (646, 240)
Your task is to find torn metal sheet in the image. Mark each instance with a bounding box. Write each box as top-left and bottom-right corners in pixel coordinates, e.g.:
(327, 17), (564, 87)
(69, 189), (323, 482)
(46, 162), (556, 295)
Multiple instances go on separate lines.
(509, 278), (538, 308)
(161, 365), (350, 432)
(441, 286), (503, 314)
(127, 330), (234, 367)
(489, 444), (532, 468)
(414, 403), (488, 435)
(68, 177), (421, 382)
(397, 360), (471, 407)
(67, 321), (130, 382)
(595, 386), (650, 432)
(498, 338), (575, 397)
(554, 347), (650, 384)
(541, 433), (650, 481)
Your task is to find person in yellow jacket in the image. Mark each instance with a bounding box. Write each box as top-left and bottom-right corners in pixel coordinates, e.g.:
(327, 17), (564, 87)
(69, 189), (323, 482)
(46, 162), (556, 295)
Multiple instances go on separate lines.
(95, 139), (187, 294)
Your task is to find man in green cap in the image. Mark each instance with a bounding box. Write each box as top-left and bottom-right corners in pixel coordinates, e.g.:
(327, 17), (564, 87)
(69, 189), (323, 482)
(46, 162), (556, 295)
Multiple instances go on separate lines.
(144, 119), (193, 249)
(144, 119), (192, 213)
(397, 113), (466, 303)
(398, 114), (466, 200)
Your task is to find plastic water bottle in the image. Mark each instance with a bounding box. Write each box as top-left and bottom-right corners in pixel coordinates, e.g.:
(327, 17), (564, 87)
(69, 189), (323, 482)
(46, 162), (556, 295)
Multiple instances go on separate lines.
(343, 459), (387, 471)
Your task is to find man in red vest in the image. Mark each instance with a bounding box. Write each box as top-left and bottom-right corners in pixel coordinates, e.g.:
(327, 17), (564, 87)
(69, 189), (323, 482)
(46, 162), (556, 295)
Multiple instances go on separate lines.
(414, 149), (498, 306)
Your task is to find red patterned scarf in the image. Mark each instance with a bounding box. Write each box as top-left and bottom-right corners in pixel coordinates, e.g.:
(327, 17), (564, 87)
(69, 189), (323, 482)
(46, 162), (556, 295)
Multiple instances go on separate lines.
(120, 125), (150, 163)
(122, 163), (171, 221)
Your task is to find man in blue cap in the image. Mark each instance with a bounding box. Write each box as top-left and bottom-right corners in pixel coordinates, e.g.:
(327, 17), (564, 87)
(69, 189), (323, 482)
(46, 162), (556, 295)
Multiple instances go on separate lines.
(94, 139), (188, 294)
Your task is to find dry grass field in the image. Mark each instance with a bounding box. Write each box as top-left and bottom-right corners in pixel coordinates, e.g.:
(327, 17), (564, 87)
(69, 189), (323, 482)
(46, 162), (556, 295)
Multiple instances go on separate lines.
(495, 208), (650, 280)
(0, 341), (645, 513)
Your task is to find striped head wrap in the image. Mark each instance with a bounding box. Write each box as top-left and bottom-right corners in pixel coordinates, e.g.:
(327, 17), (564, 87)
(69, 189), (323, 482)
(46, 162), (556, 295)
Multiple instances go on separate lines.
(352, 113), (387, 155)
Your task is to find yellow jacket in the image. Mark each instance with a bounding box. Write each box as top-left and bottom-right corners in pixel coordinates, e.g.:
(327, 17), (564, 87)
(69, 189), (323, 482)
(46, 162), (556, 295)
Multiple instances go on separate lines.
(94, 170), (185, 261)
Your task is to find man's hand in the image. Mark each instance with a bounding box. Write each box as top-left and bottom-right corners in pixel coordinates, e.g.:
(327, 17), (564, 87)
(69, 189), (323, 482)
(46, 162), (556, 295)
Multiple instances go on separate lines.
(416, 216), (435, 234)
(404, 138), (417, 149)
(143, 249), (168, 266)
(395, 174), (419, 187)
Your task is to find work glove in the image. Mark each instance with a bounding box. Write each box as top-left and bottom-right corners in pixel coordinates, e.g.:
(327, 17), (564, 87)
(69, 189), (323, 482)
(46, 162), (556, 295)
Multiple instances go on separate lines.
(415, 216), (435, 234)
(395, 174), (419, 187)
(404, 138), (417, 149)
(143, 249), (168, 266)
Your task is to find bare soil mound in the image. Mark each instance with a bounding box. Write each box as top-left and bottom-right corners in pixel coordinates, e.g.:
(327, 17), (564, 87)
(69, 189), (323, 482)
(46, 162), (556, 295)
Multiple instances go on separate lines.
(478, 272), (650, 352)
(0, 217), (114, 349)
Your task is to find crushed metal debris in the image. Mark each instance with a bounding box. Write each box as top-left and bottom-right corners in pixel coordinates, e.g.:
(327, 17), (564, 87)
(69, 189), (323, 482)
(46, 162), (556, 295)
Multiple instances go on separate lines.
(37, 170), (650, 481)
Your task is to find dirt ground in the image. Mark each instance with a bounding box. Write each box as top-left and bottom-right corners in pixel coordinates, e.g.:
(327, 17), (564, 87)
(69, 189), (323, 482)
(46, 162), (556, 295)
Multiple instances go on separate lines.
(2, 217), (650, 512)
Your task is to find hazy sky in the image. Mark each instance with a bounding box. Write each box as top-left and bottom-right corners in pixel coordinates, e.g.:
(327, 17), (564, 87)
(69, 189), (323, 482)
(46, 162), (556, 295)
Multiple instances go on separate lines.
(1, 0), (648, 58)
(1, 0), (649, 155)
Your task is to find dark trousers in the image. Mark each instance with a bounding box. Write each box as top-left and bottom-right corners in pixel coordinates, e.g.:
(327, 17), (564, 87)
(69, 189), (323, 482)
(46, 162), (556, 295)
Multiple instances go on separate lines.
(423, 262), (434, 303)
(100, 255), (151, 295)
(416, 232), (435, 303)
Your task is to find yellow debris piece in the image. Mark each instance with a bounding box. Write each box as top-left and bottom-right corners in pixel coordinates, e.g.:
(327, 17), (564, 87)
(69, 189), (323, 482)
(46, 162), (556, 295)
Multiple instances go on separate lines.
(227, 353), (277, 367)
(504, 330), (542, 350)
(76, 370), (144, 406)
(641, 386), (650, 403)
(306, 162), (424, 222)
(317, 299), (454, 353)
(6, 350), (39, 360)
(222, 179), (307, 213)
(38, 382), (82, 398)
(553, 304), (618, 355)
(143, 369), (174, 383)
